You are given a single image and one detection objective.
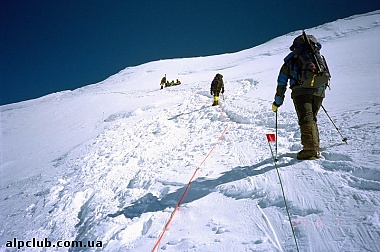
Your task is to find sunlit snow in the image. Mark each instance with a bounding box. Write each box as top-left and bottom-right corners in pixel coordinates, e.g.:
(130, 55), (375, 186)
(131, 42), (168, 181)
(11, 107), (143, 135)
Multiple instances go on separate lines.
(1, 10), (380, 252)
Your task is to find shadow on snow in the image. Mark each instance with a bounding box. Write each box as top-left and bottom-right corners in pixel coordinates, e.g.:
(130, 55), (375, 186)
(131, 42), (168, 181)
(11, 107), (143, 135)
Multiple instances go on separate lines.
(108, 153), (299, 219)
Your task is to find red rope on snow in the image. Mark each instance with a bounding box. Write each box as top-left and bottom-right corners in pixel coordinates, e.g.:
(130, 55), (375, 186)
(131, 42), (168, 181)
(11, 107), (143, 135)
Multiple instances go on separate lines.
(152, 104), (228, 252)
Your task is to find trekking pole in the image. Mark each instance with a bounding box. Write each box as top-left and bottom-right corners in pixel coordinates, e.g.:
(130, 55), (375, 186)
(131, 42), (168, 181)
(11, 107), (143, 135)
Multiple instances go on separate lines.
(321, 105), (348, 144)
(222, 81), (226, 101)
(275, 111), (278, 162)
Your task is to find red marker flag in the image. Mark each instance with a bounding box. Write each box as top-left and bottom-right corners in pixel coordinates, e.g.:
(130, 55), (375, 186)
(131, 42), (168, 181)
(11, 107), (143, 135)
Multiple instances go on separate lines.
(266, 133), (276, 142)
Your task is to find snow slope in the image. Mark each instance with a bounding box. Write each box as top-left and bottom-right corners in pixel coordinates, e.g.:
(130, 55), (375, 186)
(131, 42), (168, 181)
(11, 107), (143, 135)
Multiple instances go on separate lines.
(1, 10), (380, 252)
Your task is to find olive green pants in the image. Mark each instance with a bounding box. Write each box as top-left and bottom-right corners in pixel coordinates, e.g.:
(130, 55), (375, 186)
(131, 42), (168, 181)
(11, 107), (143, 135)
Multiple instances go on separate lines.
(292, 94), (323, 125)
(293, 94), (323, 150)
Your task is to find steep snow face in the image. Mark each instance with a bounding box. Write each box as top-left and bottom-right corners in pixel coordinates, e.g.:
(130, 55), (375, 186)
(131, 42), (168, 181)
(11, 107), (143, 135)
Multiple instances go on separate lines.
(1, 10), (380, 252)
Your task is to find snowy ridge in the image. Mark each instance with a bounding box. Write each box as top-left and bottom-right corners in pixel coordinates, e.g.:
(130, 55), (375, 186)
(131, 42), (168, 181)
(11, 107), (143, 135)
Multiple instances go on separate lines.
(1, 10), (380, 252)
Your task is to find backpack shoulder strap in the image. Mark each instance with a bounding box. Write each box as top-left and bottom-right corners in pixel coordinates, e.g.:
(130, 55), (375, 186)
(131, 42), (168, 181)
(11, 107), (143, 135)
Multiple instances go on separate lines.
(284, 52), (295, 62)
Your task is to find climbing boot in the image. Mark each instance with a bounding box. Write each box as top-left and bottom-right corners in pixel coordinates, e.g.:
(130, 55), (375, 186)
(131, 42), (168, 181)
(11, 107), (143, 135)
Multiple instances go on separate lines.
(212, 96), (219, 106)
(297, 150), (319, 160)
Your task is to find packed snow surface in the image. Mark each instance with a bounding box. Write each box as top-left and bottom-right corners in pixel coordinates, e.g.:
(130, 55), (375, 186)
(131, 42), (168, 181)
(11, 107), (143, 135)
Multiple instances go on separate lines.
(1, 10), (380, 252)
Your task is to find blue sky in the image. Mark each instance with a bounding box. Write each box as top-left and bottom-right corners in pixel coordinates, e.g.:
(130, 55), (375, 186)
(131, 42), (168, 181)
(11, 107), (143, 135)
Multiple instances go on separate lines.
(1, 0), (379, 105)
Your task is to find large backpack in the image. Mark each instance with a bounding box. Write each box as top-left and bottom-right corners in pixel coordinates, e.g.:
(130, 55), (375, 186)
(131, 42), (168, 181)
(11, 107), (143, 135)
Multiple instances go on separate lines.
(291, 34), (330, 88)
(211, 73), (223, 92)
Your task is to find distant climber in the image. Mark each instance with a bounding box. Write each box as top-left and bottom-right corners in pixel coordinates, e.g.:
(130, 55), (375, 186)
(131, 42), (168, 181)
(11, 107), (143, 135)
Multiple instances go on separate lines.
(160, 75), (182, 89)
(210, 73), (224, 106)
(160, 75), (167, 89)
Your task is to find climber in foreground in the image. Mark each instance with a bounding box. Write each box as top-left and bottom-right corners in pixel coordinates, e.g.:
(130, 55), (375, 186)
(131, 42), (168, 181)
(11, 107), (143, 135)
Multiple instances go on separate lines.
(210, 73), (224, 106)
(271, 32), (330, 160)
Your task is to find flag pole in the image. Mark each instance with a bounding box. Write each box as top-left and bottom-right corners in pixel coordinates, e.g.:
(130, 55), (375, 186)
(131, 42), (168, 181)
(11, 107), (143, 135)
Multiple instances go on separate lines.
(266, 134), (299, 252)
(267, 140), (276, 163)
